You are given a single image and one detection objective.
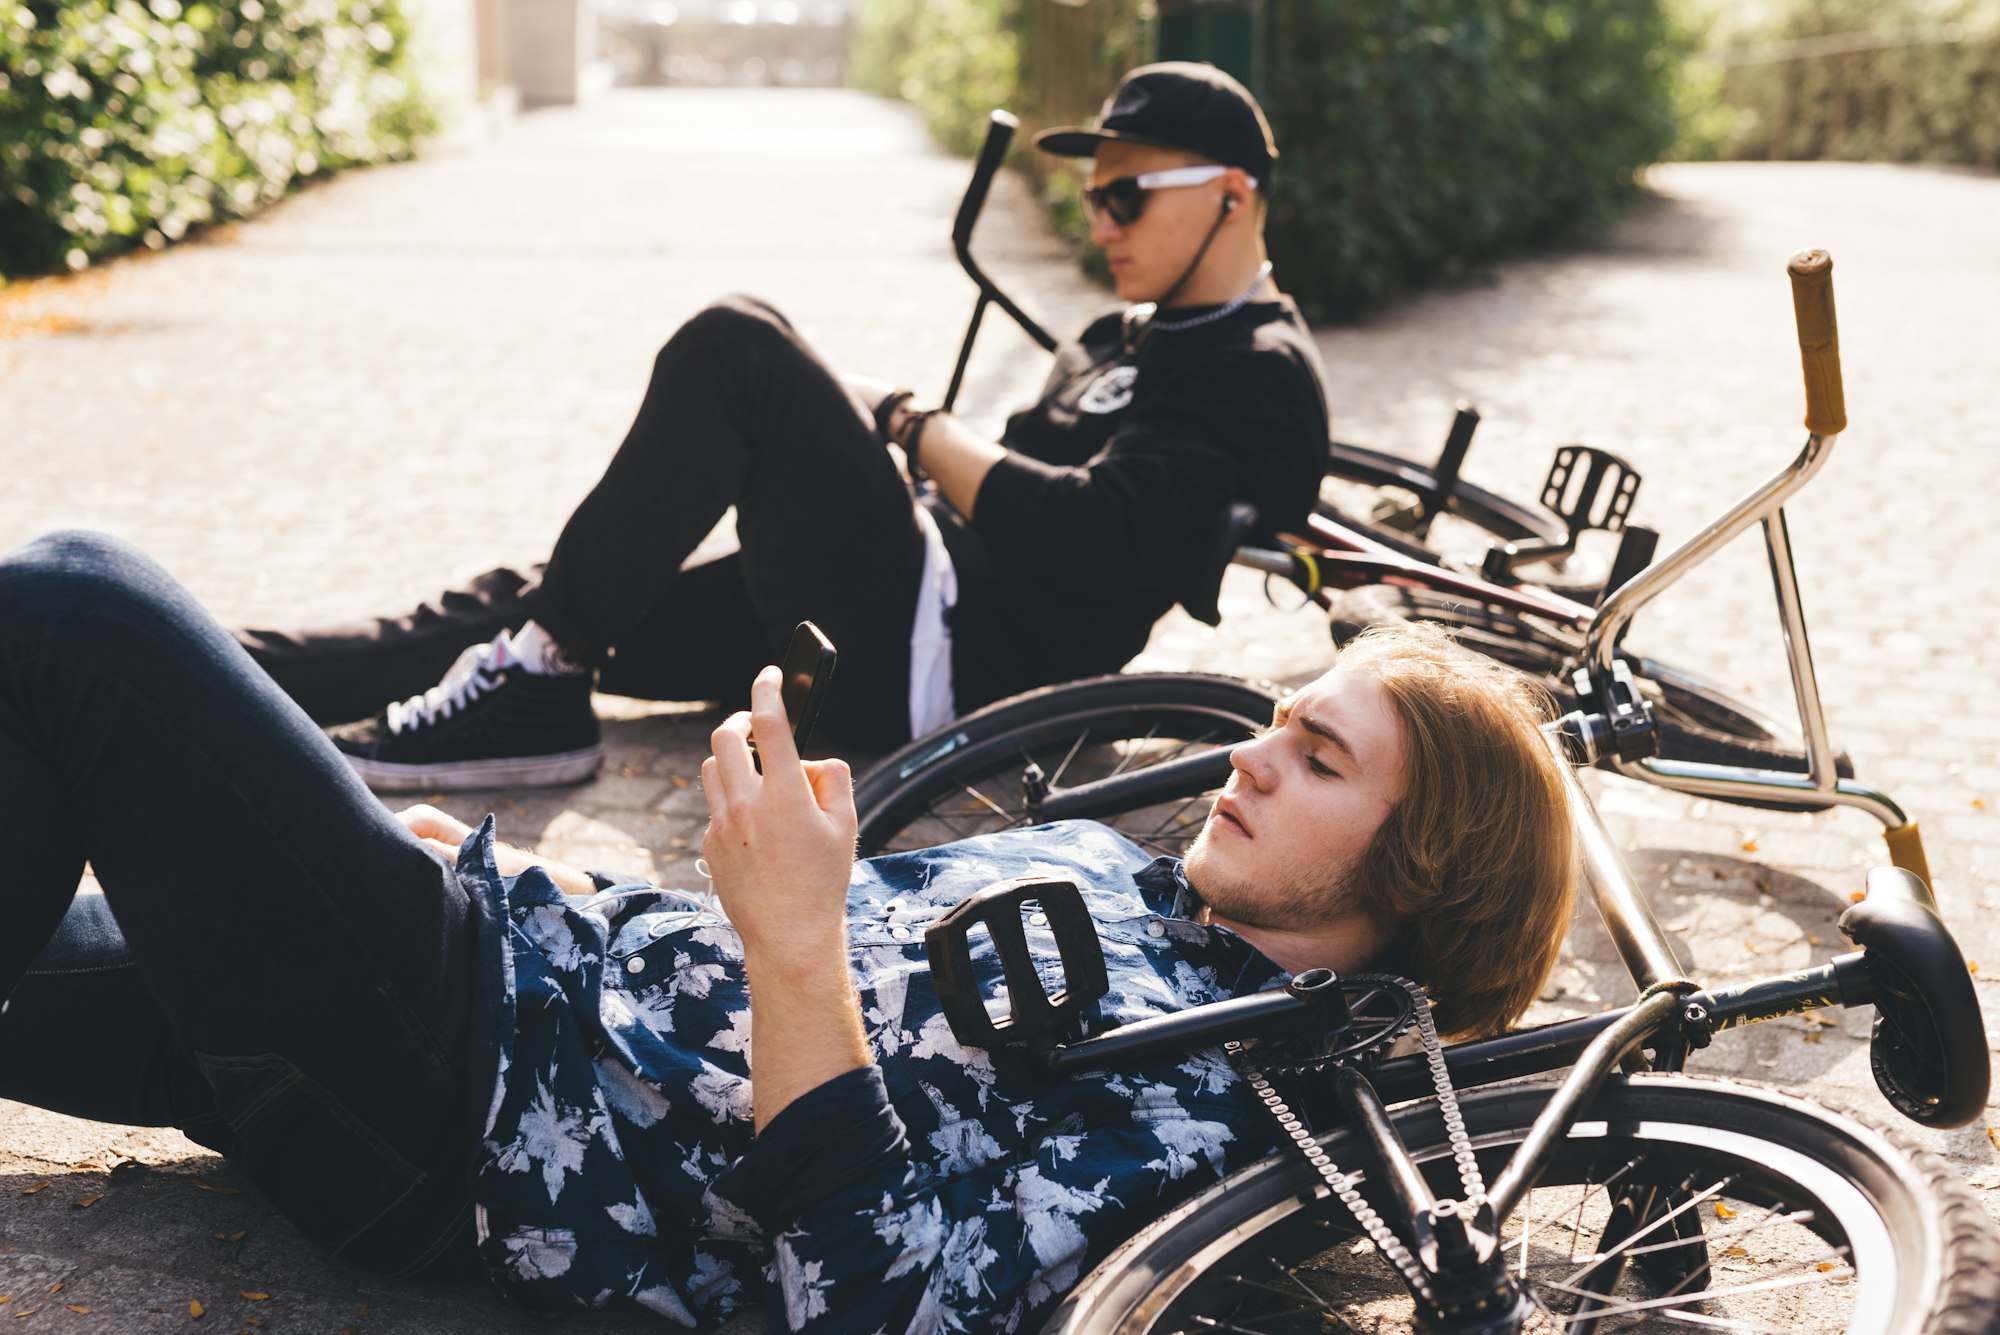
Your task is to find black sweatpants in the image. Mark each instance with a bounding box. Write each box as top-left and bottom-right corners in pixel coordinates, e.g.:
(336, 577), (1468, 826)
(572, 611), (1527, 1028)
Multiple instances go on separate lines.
(240, 297), (927, 751)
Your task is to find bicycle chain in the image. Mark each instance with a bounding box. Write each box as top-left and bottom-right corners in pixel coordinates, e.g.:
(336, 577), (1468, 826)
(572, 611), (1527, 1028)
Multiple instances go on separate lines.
(1226, 976), (1482, 1306)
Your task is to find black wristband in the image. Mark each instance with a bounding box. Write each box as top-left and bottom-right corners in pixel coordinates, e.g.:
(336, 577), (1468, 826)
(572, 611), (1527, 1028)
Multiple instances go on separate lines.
(898, 408), (940, 478)
(873, 389), (916, 445)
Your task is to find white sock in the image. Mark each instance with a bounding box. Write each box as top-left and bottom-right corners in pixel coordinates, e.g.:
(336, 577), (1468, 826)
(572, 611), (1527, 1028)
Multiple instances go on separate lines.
(506, 620), (587, 676)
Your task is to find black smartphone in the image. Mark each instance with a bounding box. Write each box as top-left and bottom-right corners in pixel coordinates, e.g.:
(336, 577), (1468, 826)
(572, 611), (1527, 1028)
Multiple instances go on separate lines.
(778, 620), (837, 754)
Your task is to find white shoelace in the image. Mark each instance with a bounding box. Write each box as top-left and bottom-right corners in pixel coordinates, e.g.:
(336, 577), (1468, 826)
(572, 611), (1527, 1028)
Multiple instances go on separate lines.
(384, 632), (514, 735)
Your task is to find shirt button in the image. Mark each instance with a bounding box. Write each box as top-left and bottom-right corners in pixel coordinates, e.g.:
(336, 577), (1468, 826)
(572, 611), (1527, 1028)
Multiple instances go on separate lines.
(891, 926), (911, 940)
(1146, 920), (1167, 938)
(626, 957), (646, 975)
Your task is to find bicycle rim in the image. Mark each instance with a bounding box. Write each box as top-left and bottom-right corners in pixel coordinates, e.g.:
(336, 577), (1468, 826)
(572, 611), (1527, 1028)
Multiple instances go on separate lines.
(1045, 1076), (1985, 1335)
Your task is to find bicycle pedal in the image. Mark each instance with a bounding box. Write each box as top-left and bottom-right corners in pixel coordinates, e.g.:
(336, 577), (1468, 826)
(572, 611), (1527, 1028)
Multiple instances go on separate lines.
(1369, 497), (1423, 533)
(1540, 446), (1642, 536)
(925, 877), (1109, 1052)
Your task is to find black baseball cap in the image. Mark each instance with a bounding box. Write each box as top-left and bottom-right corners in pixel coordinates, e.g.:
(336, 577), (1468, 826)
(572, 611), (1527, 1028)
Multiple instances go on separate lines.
(1035, 62), (1277, 187)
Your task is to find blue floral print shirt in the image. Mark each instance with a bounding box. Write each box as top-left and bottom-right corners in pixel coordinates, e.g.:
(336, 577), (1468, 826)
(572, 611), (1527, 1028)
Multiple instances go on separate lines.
(455, 818), (1287, 1332)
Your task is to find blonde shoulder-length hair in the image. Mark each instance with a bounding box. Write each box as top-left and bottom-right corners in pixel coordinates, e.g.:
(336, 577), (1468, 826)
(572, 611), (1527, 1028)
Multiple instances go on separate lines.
(1338, 622), (1577, 1039)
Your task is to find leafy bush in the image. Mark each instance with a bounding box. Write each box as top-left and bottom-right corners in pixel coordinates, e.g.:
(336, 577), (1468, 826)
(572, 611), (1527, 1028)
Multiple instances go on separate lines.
(850, 0), (1021, 157)
(1263, 1), (1684, 315)
(1687, 0), (2000, 166)
(0, 0), (434, 278)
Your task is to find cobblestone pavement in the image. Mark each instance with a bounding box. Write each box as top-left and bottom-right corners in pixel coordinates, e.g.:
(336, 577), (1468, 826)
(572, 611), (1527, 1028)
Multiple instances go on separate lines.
(3, 86), (1999, 1330)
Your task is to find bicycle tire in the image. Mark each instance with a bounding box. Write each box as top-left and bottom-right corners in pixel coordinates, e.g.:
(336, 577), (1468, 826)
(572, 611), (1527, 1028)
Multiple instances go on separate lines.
(1328, 584), (1857, 807)
(1044, 1073), (2000, 1335)
(853, 673), (1279, 858)
(1322, 440), (1613, 596)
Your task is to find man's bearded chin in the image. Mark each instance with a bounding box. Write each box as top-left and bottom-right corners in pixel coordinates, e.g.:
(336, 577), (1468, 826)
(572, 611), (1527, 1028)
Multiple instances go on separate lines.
(1182, 825), (1363, 933)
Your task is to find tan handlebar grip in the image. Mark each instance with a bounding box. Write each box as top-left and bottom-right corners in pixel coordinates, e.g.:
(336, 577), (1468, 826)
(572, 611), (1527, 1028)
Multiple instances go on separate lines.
(1883, 820), (1931, 888)
(1787, 249), (1846, 436)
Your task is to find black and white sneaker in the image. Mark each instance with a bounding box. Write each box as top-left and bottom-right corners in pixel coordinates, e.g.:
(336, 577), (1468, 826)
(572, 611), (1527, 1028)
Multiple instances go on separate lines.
(328, 622), (603, 792)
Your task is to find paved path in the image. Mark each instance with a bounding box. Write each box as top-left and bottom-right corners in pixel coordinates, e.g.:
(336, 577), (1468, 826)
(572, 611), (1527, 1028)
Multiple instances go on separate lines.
(3, 87), (1999, 1330)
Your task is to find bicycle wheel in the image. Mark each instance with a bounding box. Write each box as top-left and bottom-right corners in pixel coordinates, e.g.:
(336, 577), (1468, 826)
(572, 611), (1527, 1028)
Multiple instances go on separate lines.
(853, 674), (1279, 858)
(1328, 585), (1856, 799)
(1045, 1074), (2000, 1335)
(1321, 441), (1612, 596)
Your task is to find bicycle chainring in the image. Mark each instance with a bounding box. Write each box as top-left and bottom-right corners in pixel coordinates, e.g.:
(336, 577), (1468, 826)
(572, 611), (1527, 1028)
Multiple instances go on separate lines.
(1234, 972), (1419, 1075)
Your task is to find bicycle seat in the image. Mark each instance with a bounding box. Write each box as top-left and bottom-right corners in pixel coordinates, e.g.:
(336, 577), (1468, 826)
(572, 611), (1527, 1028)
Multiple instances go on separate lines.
(1178, 502), (1260, 628)
(1840, 866), (1990, 1127)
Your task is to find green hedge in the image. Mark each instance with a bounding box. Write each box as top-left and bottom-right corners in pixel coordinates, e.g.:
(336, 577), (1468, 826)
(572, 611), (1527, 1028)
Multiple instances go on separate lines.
(1265, 1), (1685, 315)
(854, 0), (1684, 317)
(1691, 0), (2000, 166)
(0, 0), (434, 278)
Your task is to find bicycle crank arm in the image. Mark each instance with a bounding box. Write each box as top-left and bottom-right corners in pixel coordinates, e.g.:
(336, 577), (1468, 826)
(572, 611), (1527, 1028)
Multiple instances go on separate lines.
(1032, 746), (1236, 822)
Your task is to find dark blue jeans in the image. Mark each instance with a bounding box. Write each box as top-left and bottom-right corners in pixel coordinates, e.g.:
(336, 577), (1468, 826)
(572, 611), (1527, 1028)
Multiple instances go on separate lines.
(0, 531), (480, 1279)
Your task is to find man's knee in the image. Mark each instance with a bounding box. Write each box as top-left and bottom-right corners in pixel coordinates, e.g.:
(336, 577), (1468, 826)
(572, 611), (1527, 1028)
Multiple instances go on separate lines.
(0, 530), (185, 647)
(659, 294), (795, 367)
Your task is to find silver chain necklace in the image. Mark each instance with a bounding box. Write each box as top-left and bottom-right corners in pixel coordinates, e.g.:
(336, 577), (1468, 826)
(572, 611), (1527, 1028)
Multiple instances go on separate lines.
(1144, 260), (1275, 333)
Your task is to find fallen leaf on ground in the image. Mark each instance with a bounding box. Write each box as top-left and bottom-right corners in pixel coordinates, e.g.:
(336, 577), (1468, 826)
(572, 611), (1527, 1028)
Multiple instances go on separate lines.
(1723, 1246), (1748, 1257)
(1714, 1202), (1738, 1220)
(237, 1291), (269, 1302)
(1803, 1031), (1822, 1044)
(1815, 1261), (1841, 1273)
(65, 1305), (90, 1315)
(1985, 1126), (1999, 1152)
(72, 1194), (102, 1209)
(1806, 933), (1822, 946)
(226, 1231), (246, 1242)
(191, 1299), (205, 1318)
(1973, 797), (1986, 810)
(1972, 961), (1982, 975)
(48, 1284), (61, 1295)
(1740, 839), (1758, 853)
(1849, 890), (1866, 903)
(20, 1183), (48, 1196)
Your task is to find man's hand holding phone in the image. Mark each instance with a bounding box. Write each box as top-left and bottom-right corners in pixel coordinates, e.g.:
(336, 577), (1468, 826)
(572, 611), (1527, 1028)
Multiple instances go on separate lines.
(701, 656), (870, 1132)
(701, 663), (858, 967)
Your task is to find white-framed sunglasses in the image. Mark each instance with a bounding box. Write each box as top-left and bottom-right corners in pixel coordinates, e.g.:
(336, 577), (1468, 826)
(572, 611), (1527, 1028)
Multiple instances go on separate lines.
(1082, 165), (1254, 226)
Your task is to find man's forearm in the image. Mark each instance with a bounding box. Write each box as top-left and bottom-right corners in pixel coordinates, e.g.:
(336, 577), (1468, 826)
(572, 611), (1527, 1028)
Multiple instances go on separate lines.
(742, 942), (873, 1134)
(887, 405), (1006, 518)
(917, 414), (1007, 517)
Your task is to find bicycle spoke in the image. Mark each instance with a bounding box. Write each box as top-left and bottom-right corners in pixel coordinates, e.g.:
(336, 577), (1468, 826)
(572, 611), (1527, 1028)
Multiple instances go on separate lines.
(1556, 1176), (1736, 1286)
(1106, 723), (1164, 780)
(1136, 791), (1219, 843)
(1046, 733), (1090, 790)
(1655, 1310), (1845, 1334)
(1575, 1206), (1808, 1270)
(1513, 1157), (1643, 1276)
(1535, 1257), (1852, 1319)
(953, 783), (1013, 822)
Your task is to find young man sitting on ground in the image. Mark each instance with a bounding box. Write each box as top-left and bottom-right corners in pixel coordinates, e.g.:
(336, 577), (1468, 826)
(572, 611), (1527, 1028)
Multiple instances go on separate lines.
(237, 62), (1333, 792)
(0, 530), (1574, 1331)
